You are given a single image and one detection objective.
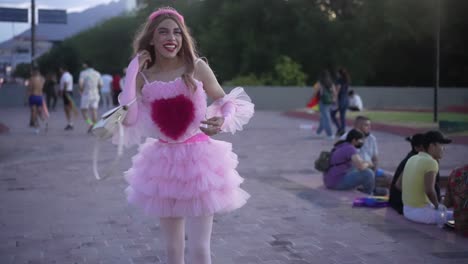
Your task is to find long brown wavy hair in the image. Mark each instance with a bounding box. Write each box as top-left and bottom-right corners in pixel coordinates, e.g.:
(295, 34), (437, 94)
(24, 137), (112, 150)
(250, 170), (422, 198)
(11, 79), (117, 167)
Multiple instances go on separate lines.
(132, 7), (198, 91)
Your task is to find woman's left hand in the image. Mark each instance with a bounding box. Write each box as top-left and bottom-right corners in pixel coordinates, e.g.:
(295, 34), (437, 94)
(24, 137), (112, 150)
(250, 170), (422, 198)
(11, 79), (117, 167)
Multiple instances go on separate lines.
(200, 116), (224, 136)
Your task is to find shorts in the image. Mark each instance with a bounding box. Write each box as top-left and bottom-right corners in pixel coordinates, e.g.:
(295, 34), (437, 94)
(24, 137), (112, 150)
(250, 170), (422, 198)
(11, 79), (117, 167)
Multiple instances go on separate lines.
(80, 94), (100, 109)
(29, 95), (43, 107)
(63, 91), (74, 106)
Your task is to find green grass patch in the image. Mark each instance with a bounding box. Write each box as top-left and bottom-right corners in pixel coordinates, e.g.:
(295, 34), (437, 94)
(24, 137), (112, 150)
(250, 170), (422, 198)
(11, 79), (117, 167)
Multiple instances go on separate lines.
(347, 111), (468, 124)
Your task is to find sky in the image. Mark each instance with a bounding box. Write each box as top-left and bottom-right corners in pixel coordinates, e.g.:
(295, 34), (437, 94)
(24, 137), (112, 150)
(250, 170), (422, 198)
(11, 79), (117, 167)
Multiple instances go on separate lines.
(0, 0), (118, 43)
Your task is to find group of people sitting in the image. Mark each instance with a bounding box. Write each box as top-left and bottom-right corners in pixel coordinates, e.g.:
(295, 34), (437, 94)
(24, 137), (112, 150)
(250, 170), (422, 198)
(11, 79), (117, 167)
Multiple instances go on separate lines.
(323, 116), (392, 194)
(321, 116), (467, 237)
(389, 131), (467, 237)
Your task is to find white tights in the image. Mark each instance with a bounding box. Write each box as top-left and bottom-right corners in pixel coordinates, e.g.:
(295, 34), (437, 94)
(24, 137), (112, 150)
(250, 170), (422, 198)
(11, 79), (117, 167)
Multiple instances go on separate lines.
(159, 215), (213, 264)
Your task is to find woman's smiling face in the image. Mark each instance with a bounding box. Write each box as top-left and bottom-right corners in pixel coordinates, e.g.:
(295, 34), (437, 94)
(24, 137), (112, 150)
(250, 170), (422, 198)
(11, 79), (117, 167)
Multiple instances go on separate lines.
(152, 18), (183, 59)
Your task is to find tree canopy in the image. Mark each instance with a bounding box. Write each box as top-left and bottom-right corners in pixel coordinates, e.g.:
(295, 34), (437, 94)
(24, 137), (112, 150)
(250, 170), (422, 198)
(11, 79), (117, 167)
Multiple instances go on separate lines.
(35, 0), (468, 87)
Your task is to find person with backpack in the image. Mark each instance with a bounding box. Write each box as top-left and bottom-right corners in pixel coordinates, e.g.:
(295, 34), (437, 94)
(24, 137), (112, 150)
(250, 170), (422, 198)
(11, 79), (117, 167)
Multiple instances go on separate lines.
(323, 129), (375, 194)
(310, 70), (337, 139)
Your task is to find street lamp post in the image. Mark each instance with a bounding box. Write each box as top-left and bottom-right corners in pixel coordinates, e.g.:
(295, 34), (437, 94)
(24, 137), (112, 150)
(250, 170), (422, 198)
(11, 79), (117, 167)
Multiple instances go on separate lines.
(31, 0), (35, 65)
(433, 0), (440, 123)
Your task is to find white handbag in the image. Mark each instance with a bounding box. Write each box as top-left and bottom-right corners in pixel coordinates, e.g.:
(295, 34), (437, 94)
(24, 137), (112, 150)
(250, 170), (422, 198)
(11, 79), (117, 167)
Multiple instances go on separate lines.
(91, 98), (136, 180)
(92, 98), (137, 140)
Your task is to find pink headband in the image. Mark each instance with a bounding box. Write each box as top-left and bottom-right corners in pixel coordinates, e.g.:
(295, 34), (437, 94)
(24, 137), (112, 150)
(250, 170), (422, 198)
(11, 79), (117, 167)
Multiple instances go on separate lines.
(148, 8), (185, 25)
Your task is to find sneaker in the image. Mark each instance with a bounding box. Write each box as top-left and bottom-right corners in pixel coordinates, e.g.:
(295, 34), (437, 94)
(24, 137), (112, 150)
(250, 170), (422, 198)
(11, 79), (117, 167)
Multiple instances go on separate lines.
(87, 125), (94, 134)
(34, 128), (40, 134)
(64, 124), (74, 131)
(314, 133), (325, 139)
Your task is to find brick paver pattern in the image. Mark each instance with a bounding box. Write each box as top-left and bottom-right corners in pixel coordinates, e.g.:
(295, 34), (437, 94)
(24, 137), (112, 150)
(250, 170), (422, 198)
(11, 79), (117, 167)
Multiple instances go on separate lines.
(1, 108), (467, 264)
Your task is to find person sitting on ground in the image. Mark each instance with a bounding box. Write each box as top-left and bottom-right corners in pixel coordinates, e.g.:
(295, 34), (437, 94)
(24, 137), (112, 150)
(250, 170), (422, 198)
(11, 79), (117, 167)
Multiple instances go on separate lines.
(444, 164), (468, 237)
(348, 89), (363, 111)
(324, 129), (375, 194)
(341, 116), (393, 188)
(389, 133), (425, 214)
(390, 133), (443, 215)
(400, 130), (452, 224)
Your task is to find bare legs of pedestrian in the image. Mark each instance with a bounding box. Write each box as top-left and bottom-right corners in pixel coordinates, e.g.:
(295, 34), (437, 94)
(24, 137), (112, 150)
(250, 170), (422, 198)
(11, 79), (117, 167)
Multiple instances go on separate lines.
(90, 108), (98, 124)
(30, 105), (39, 134)
(64, 105), (74, 130)
(187, 215), (213, 264)
(159, 215), (213, 264)
(81, 108), (93, 133)
(160, 217), (185, 264)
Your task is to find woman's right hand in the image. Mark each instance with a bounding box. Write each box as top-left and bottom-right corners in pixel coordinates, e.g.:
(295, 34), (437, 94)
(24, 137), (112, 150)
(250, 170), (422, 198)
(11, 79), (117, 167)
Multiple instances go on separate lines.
(137, 50), (152, 71)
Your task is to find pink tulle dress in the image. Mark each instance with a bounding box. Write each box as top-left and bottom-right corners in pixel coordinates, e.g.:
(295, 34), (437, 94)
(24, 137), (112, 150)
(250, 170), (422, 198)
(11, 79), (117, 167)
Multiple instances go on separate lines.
(113, 72), (254, 218)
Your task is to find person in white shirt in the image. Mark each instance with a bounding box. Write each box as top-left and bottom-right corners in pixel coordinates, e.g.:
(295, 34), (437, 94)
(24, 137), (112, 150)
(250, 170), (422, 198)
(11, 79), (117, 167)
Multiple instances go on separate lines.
(100, 74), (113, 109)
(348, 89), (363, 111)
(340, 116), (393, 192)
(79, 61), (103, 133)
(59, 66), (75, 130)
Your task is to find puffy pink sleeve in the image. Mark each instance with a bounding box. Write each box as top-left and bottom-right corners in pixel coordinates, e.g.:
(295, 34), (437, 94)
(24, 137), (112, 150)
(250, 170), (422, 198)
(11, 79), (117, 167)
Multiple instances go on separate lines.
(206, 87), (255, 134)
(119, 55), (139, 125)
(111, 55), (153, 147)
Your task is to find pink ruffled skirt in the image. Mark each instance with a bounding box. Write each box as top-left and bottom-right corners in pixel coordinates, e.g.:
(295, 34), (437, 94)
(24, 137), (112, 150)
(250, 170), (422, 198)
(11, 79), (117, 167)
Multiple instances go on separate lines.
(124, 135), (250, 217)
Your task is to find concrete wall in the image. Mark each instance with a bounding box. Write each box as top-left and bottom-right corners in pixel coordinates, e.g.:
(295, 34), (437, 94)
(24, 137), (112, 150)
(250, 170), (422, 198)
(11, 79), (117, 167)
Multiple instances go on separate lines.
(0, 84), (82, 108)
(1, 84), (34, 108)
(227, 86), (468, 111)
(1, 83), (467, 111)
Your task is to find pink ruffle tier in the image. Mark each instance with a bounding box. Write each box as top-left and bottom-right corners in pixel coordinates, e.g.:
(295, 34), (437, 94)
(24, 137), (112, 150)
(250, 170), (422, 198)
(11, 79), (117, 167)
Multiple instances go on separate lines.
(124, 137), (250, 217)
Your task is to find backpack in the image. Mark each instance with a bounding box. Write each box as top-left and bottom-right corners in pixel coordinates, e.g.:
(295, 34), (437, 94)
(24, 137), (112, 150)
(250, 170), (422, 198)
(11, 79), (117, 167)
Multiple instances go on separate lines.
(315, 146), (349, 172)
(319, 84), (333, 104)
(314, 150), (332, 172)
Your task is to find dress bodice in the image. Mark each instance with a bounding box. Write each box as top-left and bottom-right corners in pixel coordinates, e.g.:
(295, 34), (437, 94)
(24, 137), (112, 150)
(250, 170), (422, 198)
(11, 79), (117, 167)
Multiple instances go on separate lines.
(139, 77), (207, 143)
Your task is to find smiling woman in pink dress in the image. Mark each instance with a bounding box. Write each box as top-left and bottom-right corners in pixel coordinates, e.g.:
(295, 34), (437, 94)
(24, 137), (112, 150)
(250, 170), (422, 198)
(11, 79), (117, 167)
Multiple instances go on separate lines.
(112, 7), (254, 264)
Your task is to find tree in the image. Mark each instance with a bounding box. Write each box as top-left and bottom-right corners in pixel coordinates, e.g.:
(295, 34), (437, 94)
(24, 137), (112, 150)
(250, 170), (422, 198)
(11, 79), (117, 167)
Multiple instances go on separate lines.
(316, 0), (363, 20)
(272, 56), (307, 86)
(37, 42), (81, 81)
(13, 63), (31, 79)
(36, 0), (468, 87)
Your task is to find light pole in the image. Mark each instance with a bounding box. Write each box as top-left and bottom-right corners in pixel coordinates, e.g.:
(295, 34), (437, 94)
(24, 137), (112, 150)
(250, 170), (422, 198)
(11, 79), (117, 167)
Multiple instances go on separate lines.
(31, 0), (35, 65)
(433, 0), (440, 123)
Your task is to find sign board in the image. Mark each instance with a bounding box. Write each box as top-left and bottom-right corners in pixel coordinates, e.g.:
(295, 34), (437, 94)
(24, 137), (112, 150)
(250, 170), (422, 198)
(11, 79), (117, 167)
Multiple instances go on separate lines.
(38, 9), (67, 24)
(0, 7), (28, 23)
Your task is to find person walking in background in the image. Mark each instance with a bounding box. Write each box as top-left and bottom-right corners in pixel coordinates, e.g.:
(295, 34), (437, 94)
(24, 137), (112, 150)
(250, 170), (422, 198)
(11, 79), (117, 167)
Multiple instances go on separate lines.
(78, 61), (102, 133)
(100, 73), (113, 109)
(331, 68), (350, 136)
(113, 7), (254, 264)
(111, 73), (122, 106)
(43, 72), (57, 111)
(311, 70), (337, 139)
(59, 65), (75, 130)
(27, 67), (45, 134)
(119, 67), (127, 98)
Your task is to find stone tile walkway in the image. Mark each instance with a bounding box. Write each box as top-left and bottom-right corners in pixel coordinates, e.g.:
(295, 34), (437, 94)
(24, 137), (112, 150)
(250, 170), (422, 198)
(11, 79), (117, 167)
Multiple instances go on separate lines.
(0, 108), (467, 263)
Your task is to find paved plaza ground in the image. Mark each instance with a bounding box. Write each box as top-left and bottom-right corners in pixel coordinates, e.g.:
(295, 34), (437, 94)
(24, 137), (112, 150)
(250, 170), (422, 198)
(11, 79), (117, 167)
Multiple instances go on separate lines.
(0, 107), (467, 264)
